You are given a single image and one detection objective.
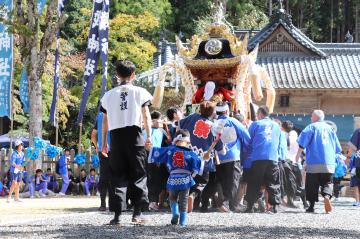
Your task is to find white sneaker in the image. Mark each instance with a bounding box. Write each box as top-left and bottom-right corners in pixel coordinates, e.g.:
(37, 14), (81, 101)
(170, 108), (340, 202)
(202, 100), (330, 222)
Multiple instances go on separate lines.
(14, 199), (23, 203)
(57, 192), (66, 197)
(87, 194), (91, 197)
(39, 192), (46, 198)
(6, 198), (11, 203)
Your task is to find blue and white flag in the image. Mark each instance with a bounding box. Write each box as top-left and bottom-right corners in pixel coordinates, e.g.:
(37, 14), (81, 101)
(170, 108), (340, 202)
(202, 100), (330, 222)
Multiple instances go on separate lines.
(49, 0), (68, 126)
(77, 0), (109, 124)
(37, 0), (46, 14)
(0, 0), (13, 118)
(19, 67), (29, 113)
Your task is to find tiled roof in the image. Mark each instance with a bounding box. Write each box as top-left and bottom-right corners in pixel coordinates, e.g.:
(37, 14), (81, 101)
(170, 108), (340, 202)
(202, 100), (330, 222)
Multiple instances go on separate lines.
(248, 9), (326, 57)
(257, 50), (360, 89)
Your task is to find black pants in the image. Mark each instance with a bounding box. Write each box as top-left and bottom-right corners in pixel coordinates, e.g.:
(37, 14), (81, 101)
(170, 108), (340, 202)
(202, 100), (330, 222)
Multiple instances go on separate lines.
(292, 164), (306, 200)
(282, 161), (297, 199)
(333, 177), (343, 198)
(147, 163), (163, 203)
(108, 146), (149, 214)
(245, 160), (281, 207)
(216, 161), (241, 209)
(305, 173), (333, 203)
(99, 153), (112, 207)
(278, 161), (286, 198)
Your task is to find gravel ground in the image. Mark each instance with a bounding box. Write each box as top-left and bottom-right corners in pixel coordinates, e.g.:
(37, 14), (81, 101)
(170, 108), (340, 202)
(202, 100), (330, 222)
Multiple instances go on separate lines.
(1, 197), (360, 239)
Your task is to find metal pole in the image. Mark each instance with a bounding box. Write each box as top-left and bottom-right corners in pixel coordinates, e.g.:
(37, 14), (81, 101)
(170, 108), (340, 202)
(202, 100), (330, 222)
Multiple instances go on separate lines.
(78, 122), (82, 154)
(9, 0), (14, 154)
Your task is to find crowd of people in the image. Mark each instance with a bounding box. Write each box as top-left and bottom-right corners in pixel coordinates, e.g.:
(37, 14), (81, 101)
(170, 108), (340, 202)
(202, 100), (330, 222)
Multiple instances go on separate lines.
(3, 60), (360, 228)
(1, 146), (101, 200)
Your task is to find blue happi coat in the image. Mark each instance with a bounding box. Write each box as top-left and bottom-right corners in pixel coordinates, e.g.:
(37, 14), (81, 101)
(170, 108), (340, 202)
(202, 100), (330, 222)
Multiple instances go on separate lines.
(216, 115), (250, 163)
(10, 151), (25, 174)
(349, 128), (360, 168)
(179, 113), (223, 172)
(149, 145), (202, 191)
(297, 121), (342, 173)
(278, 131), (288, 161)
(96, 112), (111, 151)
(248, 117), (281, 162)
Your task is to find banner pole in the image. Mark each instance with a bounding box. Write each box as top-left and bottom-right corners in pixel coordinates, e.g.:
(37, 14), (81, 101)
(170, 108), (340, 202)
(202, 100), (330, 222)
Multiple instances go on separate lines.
(9, 0), (14, 153)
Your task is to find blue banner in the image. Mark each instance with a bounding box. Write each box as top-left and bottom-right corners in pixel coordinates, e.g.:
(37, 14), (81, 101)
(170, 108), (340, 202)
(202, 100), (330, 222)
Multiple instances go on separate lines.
(37, 0), (46, 14)
(77, 0), (109, 123)
(0, 0), (13, 118)
(19, 67), (29, 113)
(49, 0), (68, 126)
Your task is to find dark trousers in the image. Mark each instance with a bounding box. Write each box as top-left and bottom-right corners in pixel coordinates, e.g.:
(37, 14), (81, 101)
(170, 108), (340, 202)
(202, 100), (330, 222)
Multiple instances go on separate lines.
(190, 171), (211, 207)
(245, 160), (281, 206)
(216, 161), (241, 209)
(279, 161), (286, 198)
(169, 189), (190, 212)
(108, 146), (149, 214)
(283, 161), (297, 199)
(305, 173), (333, 203)
(333, 177), (343, 198)
(292, 164), (306, 201)
(147, 163), (163, 203)
(99, 153), (112, 207)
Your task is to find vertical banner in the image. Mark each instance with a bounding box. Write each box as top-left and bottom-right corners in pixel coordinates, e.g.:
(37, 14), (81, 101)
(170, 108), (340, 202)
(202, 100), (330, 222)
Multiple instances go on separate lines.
(77, 0), (109, 124)
(49, 0), (68, 126)
(0, 0), (13, 118)
(19, 67), (29, 113)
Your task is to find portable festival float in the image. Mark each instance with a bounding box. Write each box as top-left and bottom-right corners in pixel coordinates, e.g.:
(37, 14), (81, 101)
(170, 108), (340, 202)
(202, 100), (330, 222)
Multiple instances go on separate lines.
(151, 14), (276, 120)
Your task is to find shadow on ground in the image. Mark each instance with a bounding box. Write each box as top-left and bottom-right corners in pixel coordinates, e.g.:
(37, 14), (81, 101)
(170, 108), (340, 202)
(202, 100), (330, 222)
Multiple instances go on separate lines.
(2, 224), (359, 239)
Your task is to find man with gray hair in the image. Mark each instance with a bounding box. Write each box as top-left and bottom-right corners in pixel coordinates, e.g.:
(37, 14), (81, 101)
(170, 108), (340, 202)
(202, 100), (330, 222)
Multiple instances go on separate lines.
(295, 110), (342, 213)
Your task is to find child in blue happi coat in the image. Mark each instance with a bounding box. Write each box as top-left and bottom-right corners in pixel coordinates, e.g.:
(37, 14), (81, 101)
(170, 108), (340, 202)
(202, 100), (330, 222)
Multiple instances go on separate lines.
(7, 140), (25, 203)
(29, 169), (48, 198)
(333, 154), (347, 201)
(149, 129), (203, 227)
(85, 168), (99, 196)
(45, 168), (59, 193)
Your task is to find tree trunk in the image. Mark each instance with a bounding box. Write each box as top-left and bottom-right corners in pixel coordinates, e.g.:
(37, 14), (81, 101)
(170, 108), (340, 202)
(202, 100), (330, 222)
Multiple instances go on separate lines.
(28, 72), (42, 141)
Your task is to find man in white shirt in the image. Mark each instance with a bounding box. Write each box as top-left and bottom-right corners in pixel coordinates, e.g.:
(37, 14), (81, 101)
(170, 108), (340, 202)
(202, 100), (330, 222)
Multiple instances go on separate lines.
(101, 60), (153, 225)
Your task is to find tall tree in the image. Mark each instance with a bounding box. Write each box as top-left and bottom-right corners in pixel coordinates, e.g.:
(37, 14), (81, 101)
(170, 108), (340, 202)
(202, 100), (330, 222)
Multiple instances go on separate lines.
(12, 0), (66, 142)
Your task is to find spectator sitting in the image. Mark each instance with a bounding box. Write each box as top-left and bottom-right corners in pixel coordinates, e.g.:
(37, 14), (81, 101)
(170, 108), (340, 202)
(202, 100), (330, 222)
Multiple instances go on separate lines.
(76, 169), (87, 195)
(29, 169), (48, 198)
(66, 169), (78, 195)
(45, 168), (59, 193)
(85, 168), (99, 196)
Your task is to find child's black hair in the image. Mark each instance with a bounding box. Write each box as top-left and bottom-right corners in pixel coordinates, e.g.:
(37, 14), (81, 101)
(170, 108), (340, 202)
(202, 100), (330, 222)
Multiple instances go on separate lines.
(90, 168), (96, 173)
(166, 107), (180, 121)
(116, 60), (136, 78)
(151, 111), (162, 120)
(35, 169), (43, 174)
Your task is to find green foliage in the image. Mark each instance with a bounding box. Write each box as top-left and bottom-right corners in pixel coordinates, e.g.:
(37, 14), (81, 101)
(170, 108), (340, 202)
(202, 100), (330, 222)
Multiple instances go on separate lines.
(63, 0), (93, 50)
(169, 0), (213, 39)
(109, 12), (160, 72)
(110, 0), (172, 28)
(227, 2), (269, 29)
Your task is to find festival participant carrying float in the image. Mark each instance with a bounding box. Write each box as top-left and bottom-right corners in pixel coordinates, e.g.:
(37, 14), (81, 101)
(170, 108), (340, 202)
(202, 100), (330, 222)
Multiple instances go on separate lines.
(152, 12), (276, 120)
